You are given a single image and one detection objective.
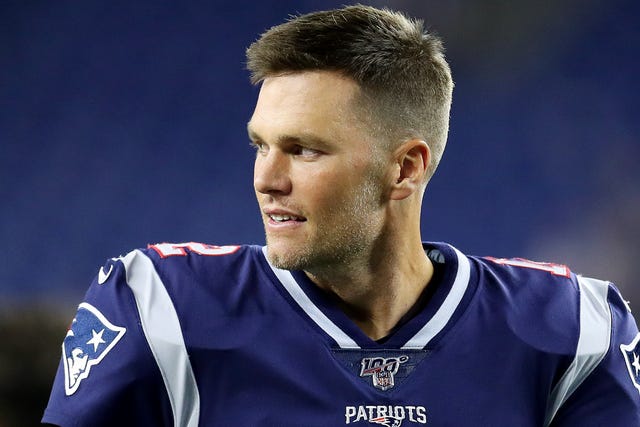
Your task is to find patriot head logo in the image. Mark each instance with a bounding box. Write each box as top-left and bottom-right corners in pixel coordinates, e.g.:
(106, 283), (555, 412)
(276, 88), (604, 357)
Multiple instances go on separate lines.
(370, 416), (403, 427)
(620, 332), (640, 395)
(63, 302), (126, 395)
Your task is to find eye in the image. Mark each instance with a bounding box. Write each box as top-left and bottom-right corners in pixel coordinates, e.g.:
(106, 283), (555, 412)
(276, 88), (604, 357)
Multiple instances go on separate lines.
(250, 140), (268, 155)
(292, 145), (321, 158)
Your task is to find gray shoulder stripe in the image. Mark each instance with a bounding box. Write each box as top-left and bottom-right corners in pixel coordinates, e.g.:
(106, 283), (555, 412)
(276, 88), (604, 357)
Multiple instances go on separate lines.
(121, 250), (200, 427)
(544, 276), (612, 426)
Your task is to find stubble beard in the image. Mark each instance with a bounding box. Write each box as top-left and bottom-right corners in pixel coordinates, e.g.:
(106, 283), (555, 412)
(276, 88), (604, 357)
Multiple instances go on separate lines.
(265, 175), (383, 273)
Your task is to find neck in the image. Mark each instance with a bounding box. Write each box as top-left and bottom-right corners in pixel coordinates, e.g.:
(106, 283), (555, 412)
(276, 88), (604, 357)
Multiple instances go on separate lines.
(305, 235), (433, 341)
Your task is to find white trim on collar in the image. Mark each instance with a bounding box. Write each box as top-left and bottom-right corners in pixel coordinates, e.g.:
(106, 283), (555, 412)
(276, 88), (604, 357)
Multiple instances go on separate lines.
(261, 244), (471, 350)
(262, 246), (360, 349)
(402, 246), (471, 349)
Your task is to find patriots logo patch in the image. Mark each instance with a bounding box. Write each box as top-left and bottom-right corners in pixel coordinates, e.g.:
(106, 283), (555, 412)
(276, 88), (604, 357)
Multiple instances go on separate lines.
(620, 332), (640, 395)
(370, 416), (403, 426)
(63, 302), (126, 395)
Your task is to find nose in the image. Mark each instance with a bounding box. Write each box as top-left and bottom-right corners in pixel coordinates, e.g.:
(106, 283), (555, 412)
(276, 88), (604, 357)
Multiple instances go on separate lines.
(254, 149), (292, 195)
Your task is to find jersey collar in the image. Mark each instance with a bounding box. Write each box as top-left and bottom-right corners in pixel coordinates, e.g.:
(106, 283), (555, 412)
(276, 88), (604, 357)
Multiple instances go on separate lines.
(260, 242), (475, 350)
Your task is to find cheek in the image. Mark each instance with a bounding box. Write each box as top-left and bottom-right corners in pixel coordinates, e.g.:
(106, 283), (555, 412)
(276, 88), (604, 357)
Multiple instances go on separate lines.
(290, 157), (381, 211)
(305, 171), (369, 213)
(300, 171), (340, 205)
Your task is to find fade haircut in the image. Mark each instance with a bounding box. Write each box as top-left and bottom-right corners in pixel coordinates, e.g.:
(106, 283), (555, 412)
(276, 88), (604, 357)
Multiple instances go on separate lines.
(246, 5), (453, 181)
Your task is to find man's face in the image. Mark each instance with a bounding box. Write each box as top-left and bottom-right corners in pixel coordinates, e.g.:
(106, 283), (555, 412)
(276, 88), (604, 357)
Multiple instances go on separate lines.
(249, 71), (387, 271)
(68, 348), (88, 380)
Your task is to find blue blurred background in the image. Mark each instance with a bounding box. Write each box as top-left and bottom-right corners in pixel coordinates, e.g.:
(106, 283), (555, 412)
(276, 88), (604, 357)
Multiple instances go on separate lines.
(0, 0), (640, 313)
(0, 1), (638, 423)
(2, 0), (639, 315)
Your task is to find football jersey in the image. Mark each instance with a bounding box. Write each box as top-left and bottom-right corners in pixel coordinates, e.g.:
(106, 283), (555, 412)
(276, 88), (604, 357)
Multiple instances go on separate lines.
(42, 242), (640, 426)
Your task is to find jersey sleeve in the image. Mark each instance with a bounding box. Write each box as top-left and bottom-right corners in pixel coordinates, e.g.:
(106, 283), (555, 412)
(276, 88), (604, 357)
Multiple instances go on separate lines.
(547, 278), (640, 426)
(41, 250), (174, 426)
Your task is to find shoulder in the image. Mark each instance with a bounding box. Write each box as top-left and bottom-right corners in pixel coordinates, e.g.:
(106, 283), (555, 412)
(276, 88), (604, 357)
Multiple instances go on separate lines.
(138, 242), (261, 265)
(470, 254), (629, 324)
(473, 255), (575, 292)
(466, 257), (640, 425)
(470, 254), (585, 311)
(115, 242), (262, 283)
(466, 253), (622, 356)
(82, 242), (269, 325)
(466, 251), (638, 362)
(109, 242), (266, 303)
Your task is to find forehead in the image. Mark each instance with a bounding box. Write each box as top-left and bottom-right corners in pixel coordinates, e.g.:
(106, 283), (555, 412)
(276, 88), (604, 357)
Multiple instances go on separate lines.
(248, 71), (362, 141)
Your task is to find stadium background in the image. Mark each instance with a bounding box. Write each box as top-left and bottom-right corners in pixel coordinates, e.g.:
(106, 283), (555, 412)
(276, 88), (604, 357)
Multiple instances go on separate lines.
(1, 0), (638, 425)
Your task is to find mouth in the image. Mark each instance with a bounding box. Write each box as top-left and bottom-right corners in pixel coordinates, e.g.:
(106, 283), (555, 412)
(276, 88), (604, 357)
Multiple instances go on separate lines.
(263, 207), (307, 226)
(267, 213), (307, 223)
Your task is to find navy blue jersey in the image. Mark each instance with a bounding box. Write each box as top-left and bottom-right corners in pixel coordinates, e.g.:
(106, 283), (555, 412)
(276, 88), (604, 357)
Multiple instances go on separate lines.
(43, 242), (640, 426)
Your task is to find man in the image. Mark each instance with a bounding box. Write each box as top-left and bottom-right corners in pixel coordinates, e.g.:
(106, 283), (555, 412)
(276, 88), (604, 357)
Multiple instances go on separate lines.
(43, 5), (640, 426)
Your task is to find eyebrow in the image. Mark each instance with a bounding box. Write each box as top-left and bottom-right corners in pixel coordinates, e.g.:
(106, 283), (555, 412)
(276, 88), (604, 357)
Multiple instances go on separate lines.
(246, 124), (260, 142)
(246, 123), (334, 150)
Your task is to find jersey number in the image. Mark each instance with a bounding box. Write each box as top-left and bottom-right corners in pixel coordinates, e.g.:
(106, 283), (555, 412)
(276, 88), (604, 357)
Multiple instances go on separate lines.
(149, 242), (240, 258)
(486, 257), (570, 277)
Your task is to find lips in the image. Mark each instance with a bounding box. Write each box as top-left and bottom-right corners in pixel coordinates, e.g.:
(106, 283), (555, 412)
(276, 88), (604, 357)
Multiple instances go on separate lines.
(269, 214), (305, 222)
(263, 209), (307, 224)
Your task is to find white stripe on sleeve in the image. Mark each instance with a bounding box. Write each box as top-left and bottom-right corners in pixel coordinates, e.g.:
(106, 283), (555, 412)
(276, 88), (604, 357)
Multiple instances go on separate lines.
(544, 276), (612, 426)
(121, 250), (200, 427)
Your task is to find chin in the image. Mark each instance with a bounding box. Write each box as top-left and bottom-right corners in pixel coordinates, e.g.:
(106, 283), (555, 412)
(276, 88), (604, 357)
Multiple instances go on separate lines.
(266, 252), (307, 271)
(265, 240), (310, 271)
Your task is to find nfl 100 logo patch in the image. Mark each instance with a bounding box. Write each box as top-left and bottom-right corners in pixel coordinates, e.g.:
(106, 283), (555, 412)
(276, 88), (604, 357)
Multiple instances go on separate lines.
(360, 355), (409, 391)
(620, 332), (640, 395)
(332, 349), (429, 392)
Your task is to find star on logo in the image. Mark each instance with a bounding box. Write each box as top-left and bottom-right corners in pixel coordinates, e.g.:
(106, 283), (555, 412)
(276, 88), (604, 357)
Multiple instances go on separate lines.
(86, 329), (106, 352)
(632, 353), (640, 377)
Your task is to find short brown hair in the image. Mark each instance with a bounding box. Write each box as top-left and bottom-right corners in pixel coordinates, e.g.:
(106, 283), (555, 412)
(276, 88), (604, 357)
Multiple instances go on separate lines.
(246, 5), (453, 181)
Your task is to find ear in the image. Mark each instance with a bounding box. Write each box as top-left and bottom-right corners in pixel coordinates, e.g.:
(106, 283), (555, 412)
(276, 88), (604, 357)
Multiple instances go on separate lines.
(389, 139), (430, 201)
